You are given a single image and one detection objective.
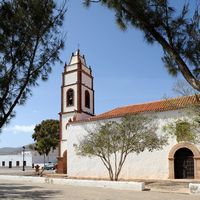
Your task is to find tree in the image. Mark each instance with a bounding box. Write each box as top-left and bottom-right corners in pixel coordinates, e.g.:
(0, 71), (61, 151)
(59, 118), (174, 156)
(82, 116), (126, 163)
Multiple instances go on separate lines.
(163, 118), (200, 144)
(32, 119), (59, 168)
(84, 0), (200, 91)
(172, 79), (198, 97)
(0, 0), (66, 129)
(164, 119), (195, 143)
(75, 114), (168, 181)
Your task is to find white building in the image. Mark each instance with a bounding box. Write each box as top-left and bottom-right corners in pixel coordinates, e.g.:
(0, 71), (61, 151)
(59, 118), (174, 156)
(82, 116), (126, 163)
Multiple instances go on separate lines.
(0, 148), (58, 168)
(0, 151), (32, 168)
(57, 50), (200, 180)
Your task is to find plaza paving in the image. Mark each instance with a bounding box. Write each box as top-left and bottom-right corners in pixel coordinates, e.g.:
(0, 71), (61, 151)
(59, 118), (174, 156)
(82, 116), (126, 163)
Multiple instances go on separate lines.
(0, 179), (200, 200)
(0, 167), (200, 199)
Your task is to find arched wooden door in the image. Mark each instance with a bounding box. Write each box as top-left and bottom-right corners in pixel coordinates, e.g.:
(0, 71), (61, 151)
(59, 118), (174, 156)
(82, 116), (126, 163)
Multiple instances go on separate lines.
(174, 148), (194, 179)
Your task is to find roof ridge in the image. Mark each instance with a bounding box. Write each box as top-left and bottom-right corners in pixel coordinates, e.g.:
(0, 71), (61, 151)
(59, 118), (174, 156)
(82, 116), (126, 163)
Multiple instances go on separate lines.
(70, 95), (198, 124)
(112, 95), (195, 110)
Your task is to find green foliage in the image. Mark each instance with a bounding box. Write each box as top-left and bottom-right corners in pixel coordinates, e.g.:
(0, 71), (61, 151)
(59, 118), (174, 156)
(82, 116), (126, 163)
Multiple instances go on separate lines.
(75, 114), (168, 181)
(32, 119), (59, 157)
(163, 119), (199, 143)
(0, 0), (66, 128)
(84, 0), (200, 91)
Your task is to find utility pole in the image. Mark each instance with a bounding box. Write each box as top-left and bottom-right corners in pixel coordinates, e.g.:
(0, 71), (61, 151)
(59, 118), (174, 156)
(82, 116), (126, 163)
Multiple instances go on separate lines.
(22, 146), (25, 171)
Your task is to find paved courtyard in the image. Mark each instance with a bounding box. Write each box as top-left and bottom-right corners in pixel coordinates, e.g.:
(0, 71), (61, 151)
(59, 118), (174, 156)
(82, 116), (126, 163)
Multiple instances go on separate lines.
(0, 179), (199, 200)
(0, 167), (200, 199)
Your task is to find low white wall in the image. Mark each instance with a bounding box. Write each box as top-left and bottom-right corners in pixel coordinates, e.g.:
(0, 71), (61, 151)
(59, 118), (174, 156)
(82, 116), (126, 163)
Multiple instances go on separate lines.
(0, 175), (145, 191)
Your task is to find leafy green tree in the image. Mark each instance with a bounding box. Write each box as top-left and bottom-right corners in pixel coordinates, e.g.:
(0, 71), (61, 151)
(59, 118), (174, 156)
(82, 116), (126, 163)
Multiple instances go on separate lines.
(32, 119), (59, 167)
(75, 114), (168, 181)
(84, 0), (200, 91)
(163, 118), (200, 143)
(0, 0), (66, 129)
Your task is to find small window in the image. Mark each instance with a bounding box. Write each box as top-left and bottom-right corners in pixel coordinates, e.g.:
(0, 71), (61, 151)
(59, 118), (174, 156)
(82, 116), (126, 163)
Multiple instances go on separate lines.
(67, 89), (74, 106)
(85, 90), (90, 108)
(16, 161), (20, 167)
(2, 161), (5, 167)
(9, 161), (12, 168)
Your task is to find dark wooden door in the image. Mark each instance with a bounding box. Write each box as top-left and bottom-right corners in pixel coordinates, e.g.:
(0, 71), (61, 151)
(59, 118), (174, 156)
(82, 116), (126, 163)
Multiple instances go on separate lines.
(174, 148), (194, 179)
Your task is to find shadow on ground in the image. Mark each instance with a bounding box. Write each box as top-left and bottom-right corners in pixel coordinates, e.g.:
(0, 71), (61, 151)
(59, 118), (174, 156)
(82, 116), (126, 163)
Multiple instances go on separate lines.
(144, 180), (192, 193)
(0, 182), (61, 199)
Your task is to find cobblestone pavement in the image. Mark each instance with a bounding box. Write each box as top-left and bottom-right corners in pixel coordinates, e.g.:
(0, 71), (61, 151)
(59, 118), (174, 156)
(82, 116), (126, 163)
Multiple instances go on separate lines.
(0, 179), (200, 200)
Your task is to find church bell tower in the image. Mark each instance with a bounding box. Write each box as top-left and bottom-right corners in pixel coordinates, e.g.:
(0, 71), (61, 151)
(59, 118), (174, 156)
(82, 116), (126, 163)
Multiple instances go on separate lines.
(57, 50), (95, 173)
(61, 49), (94, 120)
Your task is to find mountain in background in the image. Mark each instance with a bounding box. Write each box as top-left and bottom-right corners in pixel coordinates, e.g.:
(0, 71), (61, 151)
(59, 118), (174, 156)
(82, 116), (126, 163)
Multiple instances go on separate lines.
(0, 144), (32, 155)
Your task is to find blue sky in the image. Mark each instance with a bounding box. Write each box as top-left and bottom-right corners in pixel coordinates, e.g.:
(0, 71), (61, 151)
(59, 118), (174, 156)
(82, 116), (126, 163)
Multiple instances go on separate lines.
(0, 0), (187, 147)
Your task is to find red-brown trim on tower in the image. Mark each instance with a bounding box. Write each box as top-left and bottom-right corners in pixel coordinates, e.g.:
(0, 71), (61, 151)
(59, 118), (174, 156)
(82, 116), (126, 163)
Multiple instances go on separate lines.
(64, 68), (92, 79)
(64, 69), (78, 74)
(93, 90), (95, 114)
(61, 111), (78, 114)
(58, 113), (62, 157)
(77, 55), (82, 113)
(91, 76), (94, 90)
(62, 83), (77, 88)
(61, 86), (64, 113)
(62, 72), (65, 85)
(81, 84), (94, 91)
(62, 83), (94, 91)
(61, 110), (94, 116)
(61, 70), (65, 113)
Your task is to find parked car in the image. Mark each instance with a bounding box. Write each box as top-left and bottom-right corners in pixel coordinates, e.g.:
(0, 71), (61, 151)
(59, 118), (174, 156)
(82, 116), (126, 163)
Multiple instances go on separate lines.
(43, 162), (55, 170)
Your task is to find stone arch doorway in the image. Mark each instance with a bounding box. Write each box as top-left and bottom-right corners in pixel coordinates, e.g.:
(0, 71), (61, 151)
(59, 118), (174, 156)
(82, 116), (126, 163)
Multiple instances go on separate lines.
(168, 142), (200, 179)
(174, 148), (194, 179)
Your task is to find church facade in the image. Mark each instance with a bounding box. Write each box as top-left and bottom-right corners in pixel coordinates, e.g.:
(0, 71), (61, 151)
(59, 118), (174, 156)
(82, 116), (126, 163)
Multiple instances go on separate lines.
(57, 50), (200, 180)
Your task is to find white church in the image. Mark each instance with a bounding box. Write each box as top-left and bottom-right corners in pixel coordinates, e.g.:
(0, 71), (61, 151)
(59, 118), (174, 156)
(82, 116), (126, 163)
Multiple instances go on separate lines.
(57, 50), (200, 180)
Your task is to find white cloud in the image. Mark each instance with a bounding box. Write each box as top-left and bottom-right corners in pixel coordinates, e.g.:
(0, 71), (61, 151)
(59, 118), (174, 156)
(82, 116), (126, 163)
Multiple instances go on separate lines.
(2, 124), (35, 134)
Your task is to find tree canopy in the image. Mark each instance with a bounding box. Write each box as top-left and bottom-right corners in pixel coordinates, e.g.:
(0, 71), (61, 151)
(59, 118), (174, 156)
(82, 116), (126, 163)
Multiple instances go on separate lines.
(75, 114), (168, 181)
(84, 0), (200, 92)
(32, 119), (59, 159)
(0, 0), (66, 129)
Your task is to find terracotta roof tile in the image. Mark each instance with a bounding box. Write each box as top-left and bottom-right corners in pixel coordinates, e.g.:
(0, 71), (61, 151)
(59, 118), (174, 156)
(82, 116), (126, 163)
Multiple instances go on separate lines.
(72, 95), (199, 123)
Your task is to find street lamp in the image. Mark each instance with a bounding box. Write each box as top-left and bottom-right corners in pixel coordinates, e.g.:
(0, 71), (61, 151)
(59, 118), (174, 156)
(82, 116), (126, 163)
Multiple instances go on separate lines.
(22, 146), (25, 171)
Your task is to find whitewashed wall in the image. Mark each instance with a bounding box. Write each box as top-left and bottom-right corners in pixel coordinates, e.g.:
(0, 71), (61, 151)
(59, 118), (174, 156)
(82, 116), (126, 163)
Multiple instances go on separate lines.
(0, 151), (32, 167)
(64, 109), (198, 180)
